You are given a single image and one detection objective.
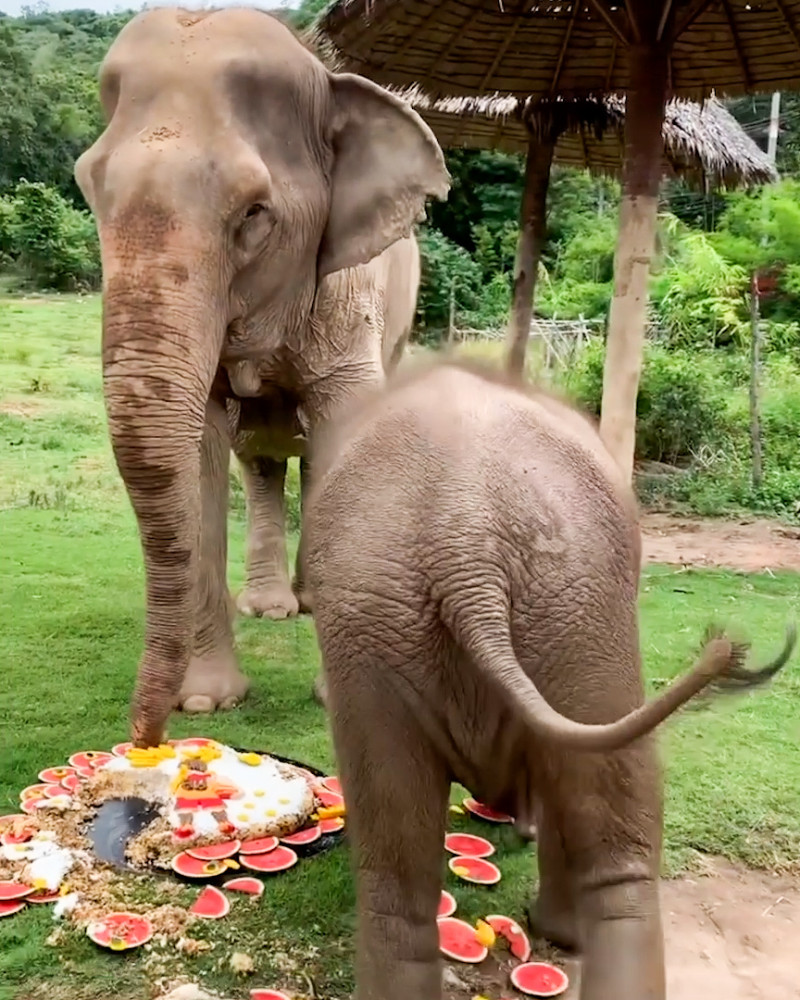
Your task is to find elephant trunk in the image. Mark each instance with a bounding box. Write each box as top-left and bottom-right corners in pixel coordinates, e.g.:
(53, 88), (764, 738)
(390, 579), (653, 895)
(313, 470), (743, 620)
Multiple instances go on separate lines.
(102, 270), (224, 746)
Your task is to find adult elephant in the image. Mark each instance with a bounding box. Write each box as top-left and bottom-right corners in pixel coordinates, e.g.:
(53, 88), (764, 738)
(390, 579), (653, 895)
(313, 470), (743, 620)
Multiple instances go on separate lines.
(74, 6), (448, 747)
(233, 233), (420, 622)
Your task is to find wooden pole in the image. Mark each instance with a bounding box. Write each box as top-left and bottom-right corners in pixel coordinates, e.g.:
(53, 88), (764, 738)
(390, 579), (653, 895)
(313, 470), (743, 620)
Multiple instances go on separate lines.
(505, 133), (557, 378)
(749, 272), (763, 489)
(599, 43), (669, 480)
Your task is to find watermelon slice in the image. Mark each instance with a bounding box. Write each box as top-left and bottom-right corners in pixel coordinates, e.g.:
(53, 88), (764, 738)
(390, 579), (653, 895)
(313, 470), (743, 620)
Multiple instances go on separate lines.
(462, 798), (514, 824)
(20, 799), (45, 815)
(318, 817), (345, 834)
(68, 751), (113, 770)
(437, 916), (488, 964)
(171, 852), (237, 879)
(190, 885), (230, 919)
(61, 774), (81, 793)
(510, 962), (569, 997)
(280, 826), (321, 847)
(250, 991), (291, 1000)
(438, 890), (457, 918)
(1, 827), (34, 846)
(0, 901), (26, 919)
(223, 877), (264, 897)
(485, 914), (531, 961)
(315, 789), (344, 809)
(444, 833), (495, 858)
(74, 766), (97, 779)
(186, 840), (241, 861)
(0, 882), (33, 902)
(241, 845), (298, 874)
(0, 814), (26, 829)
(86, 912), (154, 951)
(448, 856), (501, 885)
(172, 738), (215, 749)
(321, 776), (342, 795)
(27, 889), (61, 904)
(239, 836), (279, 856)
(38, 766), (76, 783)
(20, 784), (49, 801)
(42, 784), (69, 799)
(111, 742), (134, 757)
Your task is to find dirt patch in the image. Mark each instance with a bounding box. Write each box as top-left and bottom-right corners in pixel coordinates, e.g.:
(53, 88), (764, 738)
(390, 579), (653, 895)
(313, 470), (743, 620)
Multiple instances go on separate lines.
(641, 513), (800, 573)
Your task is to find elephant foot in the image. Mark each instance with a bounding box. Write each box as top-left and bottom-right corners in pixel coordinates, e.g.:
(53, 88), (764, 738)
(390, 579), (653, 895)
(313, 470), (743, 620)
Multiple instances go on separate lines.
(291, 578), (313, 615)
(237, 583), (299, 620)
(312, 674), (328, 708)
(178, 651), (250, 713)
(526, 897), (580, 953)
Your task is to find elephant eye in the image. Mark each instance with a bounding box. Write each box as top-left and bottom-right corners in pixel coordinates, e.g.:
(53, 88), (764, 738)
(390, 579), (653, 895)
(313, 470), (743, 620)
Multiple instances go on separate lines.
(244, 203), (266, 219)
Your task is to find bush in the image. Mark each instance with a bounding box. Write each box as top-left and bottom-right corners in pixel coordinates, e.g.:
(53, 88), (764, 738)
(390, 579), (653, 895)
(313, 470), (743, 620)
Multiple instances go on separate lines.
(4, 180), (100, 290)
(416, 227), (483, 335)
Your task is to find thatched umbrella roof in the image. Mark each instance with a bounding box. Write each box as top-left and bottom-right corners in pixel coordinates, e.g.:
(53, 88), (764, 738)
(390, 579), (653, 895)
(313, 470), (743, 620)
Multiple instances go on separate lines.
(402, 91), (778, 190)
(320, 0), (800, 101)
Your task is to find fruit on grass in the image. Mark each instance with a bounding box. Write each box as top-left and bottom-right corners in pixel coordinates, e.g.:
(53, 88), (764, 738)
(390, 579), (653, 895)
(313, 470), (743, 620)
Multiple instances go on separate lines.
(462, 798), (514, 824)
(171, 852), (238, 879)
(68, 751), (113, 770)
(250, 991), (291, 1000)
(510, 962), (569, 997)
(241, 845), (298, 873)
(321, 776), (342, 795)
(42, 785), (69, 799)
(190, 885), (230, 919)
(61, 774), (81, 793)
(0, 882), (33, 901)
(318, 817), (345, 834)
(484, 914), (531, 961)
(448, 855), (501, 885)
(438, 890), (457, 918)
(223, 877), (265, 897)
(38, 766), (76, 783)
(437, 917), (488, 963)
(27, 889), (61, 904)
(0, 814), (26, 829)
(19, 785), (49, 801)
(444, 833), (495, 858)
(474, 919), (496, 948)
(186, 840), (242, 861)
(111, 743), (134, 757)
(20, 799), (46, 815)
(86, 912), (154, 951)
(1, 829), (33, 846)
(315, 789), (344, 809)
(280, 825), (322, 847)
(238, 836), (279, 855)
(0, 901), (26, 918)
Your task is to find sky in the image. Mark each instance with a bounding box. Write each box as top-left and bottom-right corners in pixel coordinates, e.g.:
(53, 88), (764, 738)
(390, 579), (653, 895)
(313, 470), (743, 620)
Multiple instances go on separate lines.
(0, 0), (291, 16)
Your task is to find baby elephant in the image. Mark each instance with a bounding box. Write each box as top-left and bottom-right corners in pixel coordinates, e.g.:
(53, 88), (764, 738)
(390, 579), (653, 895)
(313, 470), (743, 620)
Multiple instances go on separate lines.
(303, 360), (794, 1000)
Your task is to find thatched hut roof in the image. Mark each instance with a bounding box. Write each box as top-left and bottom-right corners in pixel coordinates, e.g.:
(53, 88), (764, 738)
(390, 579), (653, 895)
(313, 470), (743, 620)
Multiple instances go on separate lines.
(319, 0), (800, 101)
(398, 91), (777, 190)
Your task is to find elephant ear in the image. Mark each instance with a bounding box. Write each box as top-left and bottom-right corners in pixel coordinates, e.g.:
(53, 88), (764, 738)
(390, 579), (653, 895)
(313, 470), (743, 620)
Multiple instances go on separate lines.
(319, 74), (450, 277)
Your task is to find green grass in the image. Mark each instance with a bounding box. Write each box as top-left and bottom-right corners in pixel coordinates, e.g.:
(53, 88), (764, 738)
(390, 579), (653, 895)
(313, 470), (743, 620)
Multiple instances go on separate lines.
(1, 295), (800, 999)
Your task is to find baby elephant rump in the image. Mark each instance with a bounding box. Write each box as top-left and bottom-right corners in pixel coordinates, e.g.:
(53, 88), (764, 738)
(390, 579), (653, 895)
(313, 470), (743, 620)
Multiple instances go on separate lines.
(303, 360), (794, 1000)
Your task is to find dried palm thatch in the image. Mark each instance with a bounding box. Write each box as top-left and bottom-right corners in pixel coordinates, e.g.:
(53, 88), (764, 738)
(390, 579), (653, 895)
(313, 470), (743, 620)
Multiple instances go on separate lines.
(397, 89), (777, 190)
(320, 0), (800, 101)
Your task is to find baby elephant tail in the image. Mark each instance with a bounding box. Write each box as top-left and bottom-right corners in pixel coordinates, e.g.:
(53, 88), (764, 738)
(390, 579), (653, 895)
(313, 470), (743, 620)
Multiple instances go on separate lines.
(459, 617), (795, 754)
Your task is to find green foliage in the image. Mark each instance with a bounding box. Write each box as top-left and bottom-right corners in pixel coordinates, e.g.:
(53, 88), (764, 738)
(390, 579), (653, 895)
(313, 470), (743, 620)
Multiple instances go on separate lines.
(416, 227), (483, 333)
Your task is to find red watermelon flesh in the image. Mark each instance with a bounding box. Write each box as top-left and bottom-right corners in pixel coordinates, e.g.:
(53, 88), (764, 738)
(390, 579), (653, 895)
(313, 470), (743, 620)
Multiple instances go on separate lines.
(315, 789), (344, 808)
(0, 882), (33, 902)
(0, 901), (26, 919)
(1, 830), (33, 846)
(250, 991), (291, 1000)
(42, 784), (69, 799)
(318, 817), (345, 834)
(444, 833), (495, 858)
(20, 799), (45, 815)
(38, 766), (76, 783)
(186, 840), (241, 861)
(438, 890), (457, 918)
(27, 889), (61, 904)
(190, 885), (230, 919)
(321, 776), (342, 795)
(462, 798), (514, 824)
(437, 917), (488, 964)
(20, 785), (49, 801)
(241, 846), (298, 873)
(171, 852), (233, 879)
(111, 742), (134, 757)
(239, 836), (279, 856)
(448, 856), (501, 885)
(223, 877), (264, 897)
(485, 914), (531, 961)
(280, 825), (321, 847)
(68, 751), (113, 770)
(510, 962), (569, 997)
(86, 912), (154, 951)
(61, 774), (81, 793)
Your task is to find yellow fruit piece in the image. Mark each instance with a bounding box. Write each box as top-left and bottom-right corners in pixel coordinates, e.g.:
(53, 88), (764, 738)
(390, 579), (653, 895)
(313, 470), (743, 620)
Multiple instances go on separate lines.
(223, 859), (240, 870)
(474, 920), (496, 948)
(317, 804), (346, 820)
(238, 752), (263, 767)
(32, 878), (48, 891)
(449, 805), (465, 815)
(453, 866), (470, 877)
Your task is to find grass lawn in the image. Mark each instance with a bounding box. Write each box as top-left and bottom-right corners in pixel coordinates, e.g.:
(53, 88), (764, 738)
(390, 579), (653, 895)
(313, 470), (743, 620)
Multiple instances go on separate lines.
(1, 295), (800, 1000)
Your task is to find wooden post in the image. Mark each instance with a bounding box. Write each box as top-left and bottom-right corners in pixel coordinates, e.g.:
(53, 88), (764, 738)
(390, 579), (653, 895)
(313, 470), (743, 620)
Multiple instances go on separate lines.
(447, 278), (456, 345)
(599, 42), (668, 480)
(505, 133), (557, 378)
(749, 271), (763, 489)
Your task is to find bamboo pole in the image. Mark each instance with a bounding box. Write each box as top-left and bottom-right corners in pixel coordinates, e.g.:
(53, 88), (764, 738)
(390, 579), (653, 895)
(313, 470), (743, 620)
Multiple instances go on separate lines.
(505, 133), (557, 378)
(599, 43), (669, 480)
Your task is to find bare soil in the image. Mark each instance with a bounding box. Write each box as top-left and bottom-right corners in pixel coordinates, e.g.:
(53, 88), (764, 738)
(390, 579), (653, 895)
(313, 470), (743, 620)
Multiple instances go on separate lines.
(641, 513), (800, 573)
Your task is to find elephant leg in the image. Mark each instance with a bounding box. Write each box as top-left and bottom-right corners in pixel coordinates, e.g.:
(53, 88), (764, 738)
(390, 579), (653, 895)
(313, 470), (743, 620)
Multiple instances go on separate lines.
(180, 397), (249, 714)
(292, 457), (312, 615)
(326, 660), (449, 1000)
(557, 744), (665, 1000)
(236, 456), (299, 619)
(527, 802), (579, 951)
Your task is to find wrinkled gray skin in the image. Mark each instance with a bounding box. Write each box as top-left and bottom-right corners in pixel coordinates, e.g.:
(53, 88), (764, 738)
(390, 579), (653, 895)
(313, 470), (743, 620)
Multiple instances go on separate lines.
(233, 233), (420, 623)
(304, 360), (794, 1000)
(74, 6), (448, 743)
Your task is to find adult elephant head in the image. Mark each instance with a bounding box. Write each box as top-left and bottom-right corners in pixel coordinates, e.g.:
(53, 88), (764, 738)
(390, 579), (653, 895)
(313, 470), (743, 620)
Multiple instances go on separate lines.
(75, 6), (448, 746)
